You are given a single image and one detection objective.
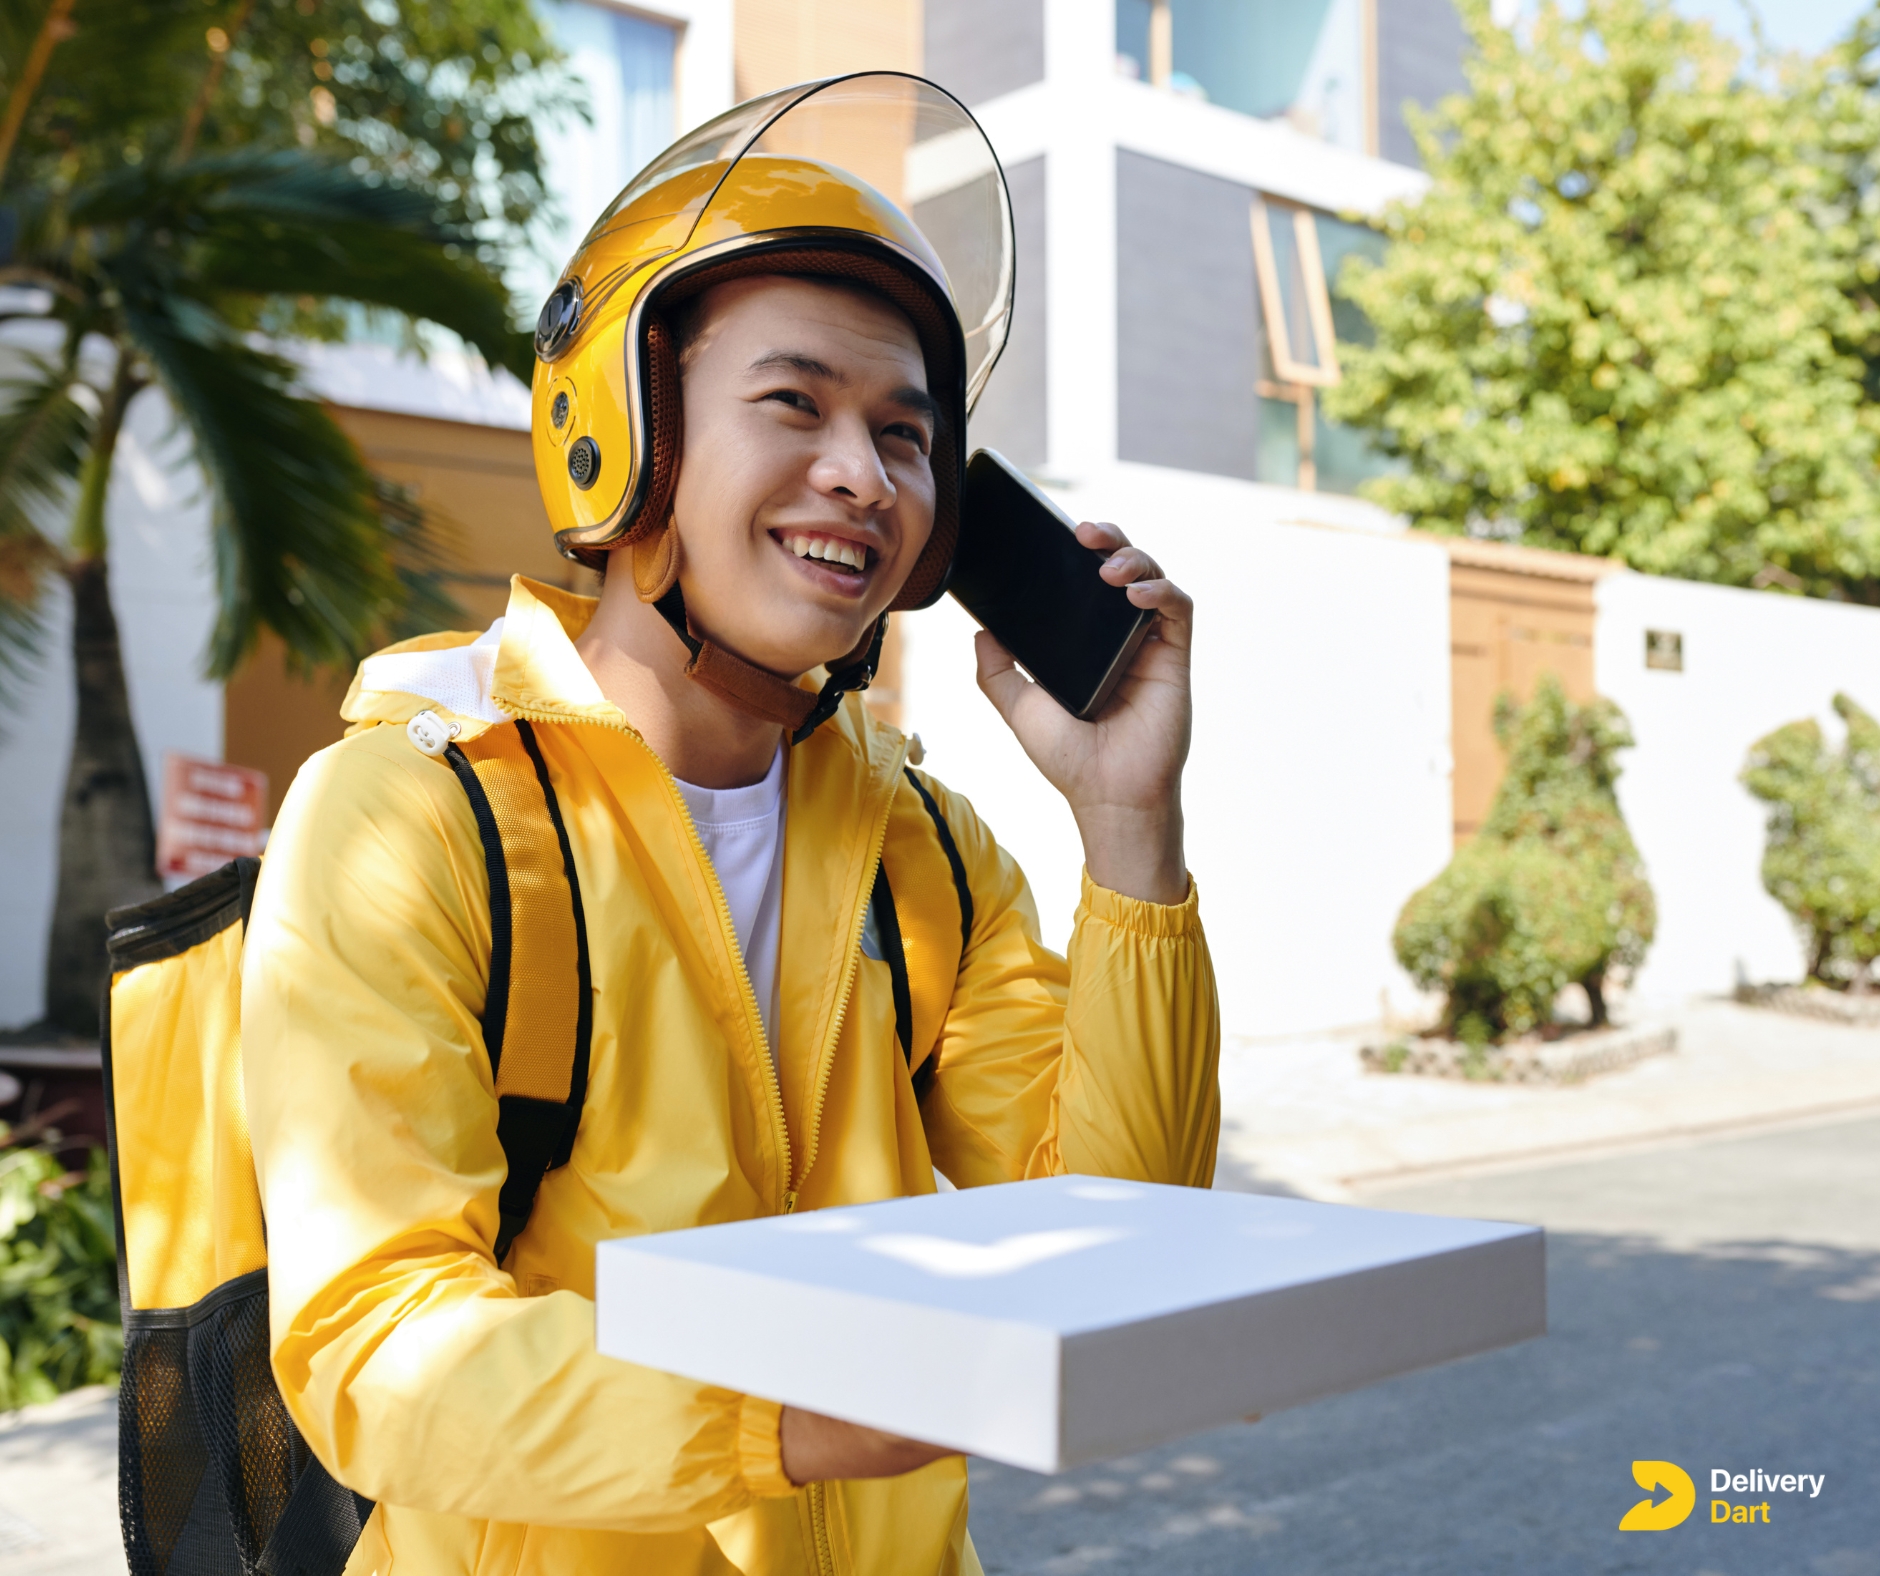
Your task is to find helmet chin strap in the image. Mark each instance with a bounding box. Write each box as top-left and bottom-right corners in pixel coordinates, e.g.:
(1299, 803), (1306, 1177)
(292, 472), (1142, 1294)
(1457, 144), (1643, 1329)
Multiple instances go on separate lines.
(652, 585), (887, 746)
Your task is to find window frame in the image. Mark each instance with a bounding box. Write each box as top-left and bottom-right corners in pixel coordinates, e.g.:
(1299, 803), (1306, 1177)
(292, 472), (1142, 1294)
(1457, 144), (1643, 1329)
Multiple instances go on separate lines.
(1249, 196), (1343, 389)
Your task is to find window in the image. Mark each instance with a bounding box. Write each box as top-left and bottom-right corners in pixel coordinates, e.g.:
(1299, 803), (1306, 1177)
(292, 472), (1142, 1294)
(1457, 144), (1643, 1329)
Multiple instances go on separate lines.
(1117, 0), (1373, 155)
(1251, 201), (1393, 495)
(529, 4), (678, 301)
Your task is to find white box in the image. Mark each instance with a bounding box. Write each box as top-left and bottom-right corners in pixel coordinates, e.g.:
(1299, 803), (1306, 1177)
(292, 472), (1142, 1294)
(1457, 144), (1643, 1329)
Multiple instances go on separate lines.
(595, 1175), (1544, 1472)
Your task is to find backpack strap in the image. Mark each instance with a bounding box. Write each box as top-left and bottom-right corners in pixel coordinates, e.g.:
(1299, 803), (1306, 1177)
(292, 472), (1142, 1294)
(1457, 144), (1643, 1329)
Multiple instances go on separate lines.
(869, 869), (914, 1065)
(443, 719), (592, 1264)
(903, 766), (974, 954)
(874, 766), (978, 1095)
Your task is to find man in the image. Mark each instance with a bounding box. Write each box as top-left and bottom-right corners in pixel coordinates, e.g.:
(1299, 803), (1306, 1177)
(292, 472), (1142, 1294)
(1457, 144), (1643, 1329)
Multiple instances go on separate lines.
(243, 76), (1219, 1575)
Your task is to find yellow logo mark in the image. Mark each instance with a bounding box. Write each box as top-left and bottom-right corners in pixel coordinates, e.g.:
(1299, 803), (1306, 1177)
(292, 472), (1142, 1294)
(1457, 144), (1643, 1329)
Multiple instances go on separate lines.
(1620, 1461), (1697, 1531)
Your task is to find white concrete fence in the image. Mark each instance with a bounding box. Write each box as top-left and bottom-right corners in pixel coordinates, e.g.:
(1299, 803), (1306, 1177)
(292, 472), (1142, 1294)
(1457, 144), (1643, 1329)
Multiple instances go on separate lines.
(7, 435), (1880, 1041)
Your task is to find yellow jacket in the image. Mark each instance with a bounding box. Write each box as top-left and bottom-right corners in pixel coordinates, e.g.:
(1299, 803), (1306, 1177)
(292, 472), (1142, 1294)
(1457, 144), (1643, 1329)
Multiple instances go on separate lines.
(242, 577), (1221, 1576)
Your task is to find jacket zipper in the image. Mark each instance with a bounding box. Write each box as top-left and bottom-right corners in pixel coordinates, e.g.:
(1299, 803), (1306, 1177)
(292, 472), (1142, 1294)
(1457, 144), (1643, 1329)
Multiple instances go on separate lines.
(497, 703), (794, 1207)
(504, 702), (895, 1576)
(780, 739), (904, 1211)
(808, 1482), (835, 1576)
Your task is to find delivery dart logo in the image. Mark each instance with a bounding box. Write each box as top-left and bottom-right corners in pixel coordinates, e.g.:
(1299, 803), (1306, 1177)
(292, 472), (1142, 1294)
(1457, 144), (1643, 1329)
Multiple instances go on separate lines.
(1620, 1461), (1697, 1531)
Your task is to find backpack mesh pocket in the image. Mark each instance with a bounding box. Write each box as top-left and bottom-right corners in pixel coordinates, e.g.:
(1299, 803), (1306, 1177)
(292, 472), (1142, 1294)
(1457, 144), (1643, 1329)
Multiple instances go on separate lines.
(119, 1271), (362, 1576)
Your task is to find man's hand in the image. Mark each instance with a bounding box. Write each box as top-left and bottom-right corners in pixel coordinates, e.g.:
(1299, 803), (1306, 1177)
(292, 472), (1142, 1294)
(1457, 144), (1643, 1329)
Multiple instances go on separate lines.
(779, 1405), (957, 1484)
(975, 520), (1192, 905)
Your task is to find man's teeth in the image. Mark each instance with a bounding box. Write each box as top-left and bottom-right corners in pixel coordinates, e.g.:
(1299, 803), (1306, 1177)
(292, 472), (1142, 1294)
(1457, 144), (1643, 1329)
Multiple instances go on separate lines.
(787, 535), (868, 570)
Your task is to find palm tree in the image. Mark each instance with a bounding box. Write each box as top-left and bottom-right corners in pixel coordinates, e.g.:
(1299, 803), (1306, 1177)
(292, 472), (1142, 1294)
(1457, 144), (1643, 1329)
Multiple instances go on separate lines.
(1, 0), (536, 1036)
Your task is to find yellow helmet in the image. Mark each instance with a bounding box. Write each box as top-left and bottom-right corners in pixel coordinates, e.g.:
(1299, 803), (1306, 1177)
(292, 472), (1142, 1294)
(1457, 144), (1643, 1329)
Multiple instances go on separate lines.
(528, 73), (1015, 738)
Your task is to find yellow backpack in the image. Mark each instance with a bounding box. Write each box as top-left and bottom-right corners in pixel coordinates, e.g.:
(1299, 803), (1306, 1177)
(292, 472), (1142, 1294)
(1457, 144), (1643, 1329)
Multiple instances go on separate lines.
(101, 718), (969, 1576)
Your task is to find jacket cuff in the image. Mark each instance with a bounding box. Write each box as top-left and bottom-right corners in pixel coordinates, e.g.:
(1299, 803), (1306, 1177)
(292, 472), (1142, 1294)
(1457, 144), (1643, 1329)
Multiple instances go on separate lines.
(737, 1395), (798, 1498)
(1079, 869), (1200, 938)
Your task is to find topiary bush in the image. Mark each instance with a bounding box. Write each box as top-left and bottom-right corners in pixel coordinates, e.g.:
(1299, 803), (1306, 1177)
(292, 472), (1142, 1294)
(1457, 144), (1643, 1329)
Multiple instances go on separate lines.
(0, 1119), (121, 1411)
(1394, 676), (1656, 1043)
(1741, 692), (1880, 989)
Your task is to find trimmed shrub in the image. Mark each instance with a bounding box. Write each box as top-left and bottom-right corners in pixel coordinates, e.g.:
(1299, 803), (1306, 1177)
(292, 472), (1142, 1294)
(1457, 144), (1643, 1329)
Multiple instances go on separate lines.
(1395, 676), (1656, 1042)
(1741, 693), (1880, 988)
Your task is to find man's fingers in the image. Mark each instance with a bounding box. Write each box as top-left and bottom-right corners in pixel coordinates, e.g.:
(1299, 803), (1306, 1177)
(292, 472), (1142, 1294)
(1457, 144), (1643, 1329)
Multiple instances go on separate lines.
(1124, 578), (1194, 649)
(1098, 545), (1164, 585)
(974, 629), (1033, 721)
(1075, 520), (1128, 553)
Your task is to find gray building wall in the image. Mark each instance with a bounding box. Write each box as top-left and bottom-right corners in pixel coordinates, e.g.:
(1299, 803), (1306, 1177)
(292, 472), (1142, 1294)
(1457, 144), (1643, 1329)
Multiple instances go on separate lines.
(1377, 0), (1469, 168)
(955, 156), (1046, 469)
(923, 0), (1045, 108)
(1115, 150), (1262, 483)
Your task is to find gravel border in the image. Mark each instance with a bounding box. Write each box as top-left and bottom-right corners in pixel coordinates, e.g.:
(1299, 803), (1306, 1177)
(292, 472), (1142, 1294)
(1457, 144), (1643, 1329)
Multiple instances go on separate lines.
(1360, 1023), (1679, 1085)
(1734, 983), (1880, 1027)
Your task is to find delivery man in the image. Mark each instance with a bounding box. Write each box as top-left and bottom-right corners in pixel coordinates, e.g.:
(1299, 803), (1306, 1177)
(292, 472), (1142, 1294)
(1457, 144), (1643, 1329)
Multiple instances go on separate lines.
(241, 74), (1220, 1576)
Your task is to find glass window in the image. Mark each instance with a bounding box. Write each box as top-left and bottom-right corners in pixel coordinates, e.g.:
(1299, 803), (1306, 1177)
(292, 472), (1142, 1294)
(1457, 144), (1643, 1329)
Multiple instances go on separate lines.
(1252, 199), (1396, 495)
(527, 3), (678, 300)
(1116, 0), (1368, 154)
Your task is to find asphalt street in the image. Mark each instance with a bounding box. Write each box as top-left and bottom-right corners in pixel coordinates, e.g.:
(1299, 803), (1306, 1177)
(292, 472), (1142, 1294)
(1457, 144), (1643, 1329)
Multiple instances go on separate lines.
(966, 1115), (1880, 1576)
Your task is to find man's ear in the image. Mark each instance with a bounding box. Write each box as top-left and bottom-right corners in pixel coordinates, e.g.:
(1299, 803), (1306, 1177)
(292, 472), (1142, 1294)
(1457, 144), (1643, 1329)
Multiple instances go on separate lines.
(632, 517), (683, 602)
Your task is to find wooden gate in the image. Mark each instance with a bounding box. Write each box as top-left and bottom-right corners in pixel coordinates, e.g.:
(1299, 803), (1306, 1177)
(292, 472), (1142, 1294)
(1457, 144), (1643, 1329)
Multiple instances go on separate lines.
(1434, 536), (1621, 843)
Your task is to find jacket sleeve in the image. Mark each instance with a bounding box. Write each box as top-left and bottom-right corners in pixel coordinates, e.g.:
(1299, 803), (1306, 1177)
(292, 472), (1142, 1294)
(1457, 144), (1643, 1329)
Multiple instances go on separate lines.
(911, 773), (1221, 1191)
(241, 730), (796, 1530)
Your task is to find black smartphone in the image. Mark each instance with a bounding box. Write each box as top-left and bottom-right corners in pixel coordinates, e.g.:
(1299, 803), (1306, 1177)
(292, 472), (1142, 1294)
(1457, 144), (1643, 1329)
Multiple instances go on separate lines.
(949, 449), (1157, 720)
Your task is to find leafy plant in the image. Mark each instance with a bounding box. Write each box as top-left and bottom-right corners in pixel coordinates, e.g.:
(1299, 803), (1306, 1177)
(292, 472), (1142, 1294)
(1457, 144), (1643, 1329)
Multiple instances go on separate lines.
(1741, 692), (1880, 987)
(1395, 676), (1656, 1041)
(1324, 0), (1880, 602)
(0, 1114), (119, 1410)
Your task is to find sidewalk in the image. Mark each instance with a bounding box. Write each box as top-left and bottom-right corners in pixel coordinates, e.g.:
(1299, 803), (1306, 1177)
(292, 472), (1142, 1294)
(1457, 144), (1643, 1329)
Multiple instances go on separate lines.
(0, 1388), (121, 1576)
(1215, 996), (1880, 1199)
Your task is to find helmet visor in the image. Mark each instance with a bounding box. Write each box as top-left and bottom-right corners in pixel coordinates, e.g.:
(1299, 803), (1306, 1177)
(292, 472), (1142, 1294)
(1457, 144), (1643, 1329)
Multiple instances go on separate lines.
(584, 73), (1015, 410)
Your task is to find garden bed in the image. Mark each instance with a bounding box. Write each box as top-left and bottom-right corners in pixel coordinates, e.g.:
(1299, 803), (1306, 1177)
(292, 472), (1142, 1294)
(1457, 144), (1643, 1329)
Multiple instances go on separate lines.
(1733, 983), (1880, 1028)
(1360, 1022), (1678, 1085)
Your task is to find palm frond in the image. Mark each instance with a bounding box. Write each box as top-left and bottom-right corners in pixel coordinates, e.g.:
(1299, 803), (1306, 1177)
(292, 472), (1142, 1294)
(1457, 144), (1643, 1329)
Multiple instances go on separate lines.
(77, 152), (530, 378)
(120, 299), (414, 678)
(0, 346), (84, 707)
(0, 345), (89, 542)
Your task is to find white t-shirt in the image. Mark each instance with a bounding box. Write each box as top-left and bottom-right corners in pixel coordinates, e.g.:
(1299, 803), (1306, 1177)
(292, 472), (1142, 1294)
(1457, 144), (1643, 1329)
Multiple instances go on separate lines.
(673, 749), (786, 1058)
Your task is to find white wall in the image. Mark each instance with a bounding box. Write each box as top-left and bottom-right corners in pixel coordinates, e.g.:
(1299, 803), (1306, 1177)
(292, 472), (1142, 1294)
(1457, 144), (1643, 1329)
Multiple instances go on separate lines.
(900, 462), (1453, 1040)
(1596, 572), (1880, 1004)
(0, 388), (220, 1029)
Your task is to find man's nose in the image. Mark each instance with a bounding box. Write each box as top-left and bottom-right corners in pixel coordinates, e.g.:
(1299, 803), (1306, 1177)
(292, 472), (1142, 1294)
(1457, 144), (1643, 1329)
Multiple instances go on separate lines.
(811, 416), (896, 511)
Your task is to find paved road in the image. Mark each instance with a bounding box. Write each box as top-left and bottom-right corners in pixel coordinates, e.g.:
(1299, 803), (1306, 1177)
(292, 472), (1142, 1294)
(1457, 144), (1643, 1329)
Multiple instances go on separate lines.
(967, 1115), (1880, 1575)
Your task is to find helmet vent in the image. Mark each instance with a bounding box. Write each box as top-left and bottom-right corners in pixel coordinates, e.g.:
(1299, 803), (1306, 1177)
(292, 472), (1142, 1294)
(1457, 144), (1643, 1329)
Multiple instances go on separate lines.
(535, 279), (584, 359)
(551, 391), (570, 429)
(567, 436), (602, 490)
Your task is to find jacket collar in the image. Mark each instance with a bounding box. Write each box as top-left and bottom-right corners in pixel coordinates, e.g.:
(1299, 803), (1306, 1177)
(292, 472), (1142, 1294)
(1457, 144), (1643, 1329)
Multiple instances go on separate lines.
(343, 575), (909, 778)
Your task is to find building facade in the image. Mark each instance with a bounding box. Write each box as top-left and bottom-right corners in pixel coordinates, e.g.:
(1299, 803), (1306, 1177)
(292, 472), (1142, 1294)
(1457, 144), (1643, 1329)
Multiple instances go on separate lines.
(7, 0), (1880, 1049)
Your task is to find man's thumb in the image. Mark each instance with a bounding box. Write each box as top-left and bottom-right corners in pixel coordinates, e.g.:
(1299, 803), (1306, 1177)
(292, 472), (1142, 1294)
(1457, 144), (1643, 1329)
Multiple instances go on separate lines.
(973, 630), (1030, 723)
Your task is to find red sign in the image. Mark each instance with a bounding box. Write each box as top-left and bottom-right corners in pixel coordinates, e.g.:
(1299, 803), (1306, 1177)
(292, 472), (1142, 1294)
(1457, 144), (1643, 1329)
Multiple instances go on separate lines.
(157, 753), (269, 879)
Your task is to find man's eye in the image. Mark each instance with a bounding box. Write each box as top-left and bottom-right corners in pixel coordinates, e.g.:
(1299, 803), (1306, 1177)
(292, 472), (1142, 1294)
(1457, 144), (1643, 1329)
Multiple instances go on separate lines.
(884, 422), (929, 449)
(763, 389), (818, 416)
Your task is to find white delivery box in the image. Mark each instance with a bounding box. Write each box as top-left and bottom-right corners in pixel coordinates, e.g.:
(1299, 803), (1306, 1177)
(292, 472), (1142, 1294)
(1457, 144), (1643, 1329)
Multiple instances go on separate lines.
(595, 1175), (1544, 1472)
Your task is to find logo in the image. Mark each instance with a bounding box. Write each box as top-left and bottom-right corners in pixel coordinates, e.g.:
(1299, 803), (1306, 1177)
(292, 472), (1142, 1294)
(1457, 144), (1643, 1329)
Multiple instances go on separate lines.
(1620, 1461), (1696, 1531)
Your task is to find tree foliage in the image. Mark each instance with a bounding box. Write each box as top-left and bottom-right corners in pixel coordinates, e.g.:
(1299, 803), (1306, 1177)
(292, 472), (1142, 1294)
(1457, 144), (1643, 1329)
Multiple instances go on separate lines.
(1395, 677), (1656, 1042)
(1741, 692), (1880, 986)
(1326, 0), (1880, 601)
(0, 1121), (119, 1410)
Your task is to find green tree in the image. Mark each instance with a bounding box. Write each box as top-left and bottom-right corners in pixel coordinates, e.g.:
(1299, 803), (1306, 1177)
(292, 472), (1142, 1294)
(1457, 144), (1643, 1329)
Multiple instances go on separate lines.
(1325, 0), (1880, 600)
(1395, 677), (1656, 1041)
(1741, 692), (1880, 986)
(0, 0), (562, 1037)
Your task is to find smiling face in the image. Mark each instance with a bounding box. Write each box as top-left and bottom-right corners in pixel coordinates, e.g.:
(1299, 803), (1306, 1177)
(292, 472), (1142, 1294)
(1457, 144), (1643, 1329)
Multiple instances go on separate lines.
(666, 274), (938, 677)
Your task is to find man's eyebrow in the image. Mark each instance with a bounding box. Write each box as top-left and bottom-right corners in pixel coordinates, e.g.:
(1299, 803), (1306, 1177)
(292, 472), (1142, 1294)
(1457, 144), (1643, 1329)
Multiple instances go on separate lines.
(889, 385), (941, 427)
(747, 350), (844, 382)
